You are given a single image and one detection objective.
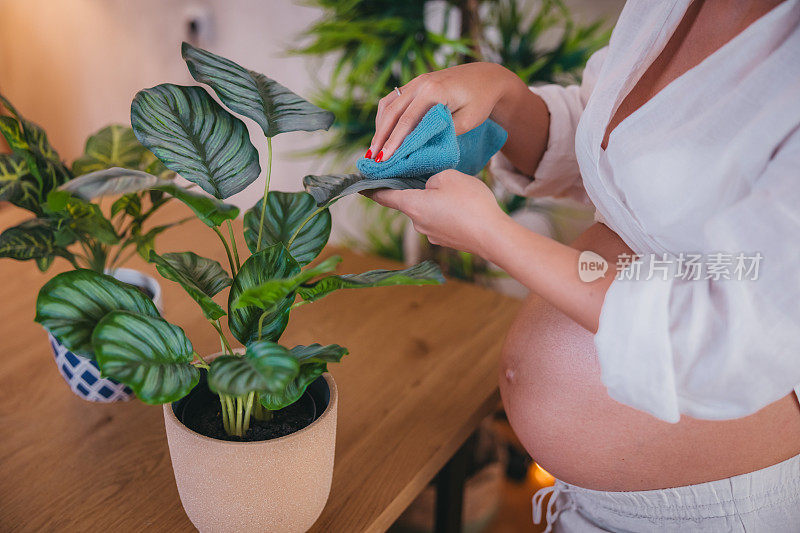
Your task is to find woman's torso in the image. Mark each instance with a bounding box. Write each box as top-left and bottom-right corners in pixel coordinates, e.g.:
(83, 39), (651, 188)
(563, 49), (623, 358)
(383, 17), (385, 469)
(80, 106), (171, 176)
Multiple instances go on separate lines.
(501, 222), (800, 492)
(500, 1), (800, 491)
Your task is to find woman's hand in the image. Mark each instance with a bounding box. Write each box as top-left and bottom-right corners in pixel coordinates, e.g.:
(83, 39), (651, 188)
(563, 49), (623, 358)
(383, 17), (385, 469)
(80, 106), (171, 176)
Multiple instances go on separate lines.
(368, 170), (508, 258)
(368, 62), (520, 161)
(370, 171), (613, 333)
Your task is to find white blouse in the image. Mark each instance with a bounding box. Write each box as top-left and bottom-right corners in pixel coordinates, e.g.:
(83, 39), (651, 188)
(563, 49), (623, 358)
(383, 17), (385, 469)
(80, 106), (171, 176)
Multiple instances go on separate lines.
(492, 0), (800, 423)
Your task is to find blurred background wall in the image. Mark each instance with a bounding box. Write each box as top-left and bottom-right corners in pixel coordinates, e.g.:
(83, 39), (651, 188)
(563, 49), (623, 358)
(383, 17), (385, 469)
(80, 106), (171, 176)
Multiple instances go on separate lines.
(0, 0), (623, 244)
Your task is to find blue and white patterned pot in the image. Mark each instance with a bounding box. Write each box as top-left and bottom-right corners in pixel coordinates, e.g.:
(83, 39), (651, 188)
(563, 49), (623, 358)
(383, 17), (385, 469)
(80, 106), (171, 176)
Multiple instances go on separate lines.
(47, 268), (163, 403)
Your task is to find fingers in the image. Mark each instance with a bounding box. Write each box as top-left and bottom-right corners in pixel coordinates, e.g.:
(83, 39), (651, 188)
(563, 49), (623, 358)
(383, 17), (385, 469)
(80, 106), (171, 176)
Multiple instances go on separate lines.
(426, 169), (461, 189)
(368, 74), (443, 161)
(369, 88), (410, 159)
(365, 188), (425, 216)
(379, 99), (434, 160)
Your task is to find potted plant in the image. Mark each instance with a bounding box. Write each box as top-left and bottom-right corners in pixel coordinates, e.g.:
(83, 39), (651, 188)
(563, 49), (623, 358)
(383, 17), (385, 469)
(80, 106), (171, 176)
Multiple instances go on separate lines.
(33, 42), (445, 532)
(0, 93), (200, 401)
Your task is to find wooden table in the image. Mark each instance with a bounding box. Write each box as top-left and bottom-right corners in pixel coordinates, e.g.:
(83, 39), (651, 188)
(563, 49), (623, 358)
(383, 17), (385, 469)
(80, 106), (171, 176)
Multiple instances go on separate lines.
(0, 203), (520, 532)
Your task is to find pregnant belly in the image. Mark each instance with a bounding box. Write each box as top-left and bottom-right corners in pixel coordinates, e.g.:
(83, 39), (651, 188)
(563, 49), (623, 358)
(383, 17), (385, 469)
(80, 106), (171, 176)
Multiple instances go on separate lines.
(499, 225), (800, 492)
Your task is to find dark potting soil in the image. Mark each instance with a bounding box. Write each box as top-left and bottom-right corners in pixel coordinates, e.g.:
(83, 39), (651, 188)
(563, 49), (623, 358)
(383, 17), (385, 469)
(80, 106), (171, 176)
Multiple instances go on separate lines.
(180, 391), (316, 442)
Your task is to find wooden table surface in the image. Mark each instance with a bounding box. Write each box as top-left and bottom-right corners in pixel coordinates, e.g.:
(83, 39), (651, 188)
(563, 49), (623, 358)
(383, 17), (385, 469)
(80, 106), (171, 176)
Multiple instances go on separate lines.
(0, 202), (520, 532)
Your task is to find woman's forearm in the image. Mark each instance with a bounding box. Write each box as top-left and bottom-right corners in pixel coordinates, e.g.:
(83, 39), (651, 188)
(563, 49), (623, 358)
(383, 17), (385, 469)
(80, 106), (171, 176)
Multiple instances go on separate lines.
(490, 72), (551, 177)
(483, 216), (613, 333)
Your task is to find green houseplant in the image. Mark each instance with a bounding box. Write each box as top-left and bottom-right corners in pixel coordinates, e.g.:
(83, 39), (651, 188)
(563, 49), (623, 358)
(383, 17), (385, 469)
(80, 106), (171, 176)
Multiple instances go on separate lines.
(33, 42), (444, 532)
(0, 94), (201, 400)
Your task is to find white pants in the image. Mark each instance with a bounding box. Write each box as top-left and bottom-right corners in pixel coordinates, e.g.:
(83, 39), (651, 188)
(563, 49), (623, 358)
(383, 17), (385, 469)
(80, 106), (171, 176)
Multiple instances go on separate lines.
(533, 452), (800, 532)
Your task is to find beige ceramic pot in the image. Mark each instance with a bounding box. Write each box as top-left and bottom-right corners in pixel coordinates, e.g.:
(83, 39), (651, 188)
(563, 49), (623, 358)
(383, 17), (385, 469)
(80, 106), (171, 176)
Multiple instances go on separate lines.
(163, 372), (338, 533)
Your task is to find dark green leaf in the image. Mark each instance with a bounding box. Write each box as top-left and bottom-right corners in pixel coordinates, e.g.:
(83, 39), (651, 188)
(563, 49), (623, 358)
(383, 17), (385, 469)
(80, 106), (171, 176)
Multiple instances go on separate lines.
(111, 193), (141, 218)
(0, 115), (28, 153)
(154, 183), (239, 228)
(93, 311), (199, 404)
(182, 42), (334, 137)
(302, 172), (427, 205)
(35, 270), (160, 359)
(149, 250), (229, 320)
(258, 343), (347, 411)
(232, 255), (340, 310)
(60, 168), (168, 200)
(298, 260), (445, 303)
(36, 255), (55, 272)
(208, 340), (300, 397)
(45, 191), (119, 245)
(0, 105), (71, 205)
(0, 153), (39, 213)
(72, 125), (149, 176)
(130, 84), (261, 199)
(0, 218), (61, 261)
(289, 343), (348, 364)
(228, 244), (300, 345)
(259, 362), (326, 411)
(243, 191), (331, 266)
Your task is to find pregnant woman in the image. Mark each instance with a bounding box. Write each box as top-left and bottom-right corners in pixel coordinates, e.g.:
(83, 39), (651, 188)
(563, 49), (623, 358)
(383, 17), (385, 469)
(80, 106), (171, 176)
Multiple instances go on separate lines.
(366, 1), (800, 531)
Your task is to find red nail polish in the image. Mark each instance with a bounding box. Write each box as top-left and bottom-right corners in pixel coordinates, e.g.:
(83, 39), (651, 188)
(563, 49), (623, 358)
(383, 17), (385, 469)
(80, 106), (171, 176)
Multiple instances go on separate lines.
(375, 150), (384, 163)
(365, 149), (372, 159)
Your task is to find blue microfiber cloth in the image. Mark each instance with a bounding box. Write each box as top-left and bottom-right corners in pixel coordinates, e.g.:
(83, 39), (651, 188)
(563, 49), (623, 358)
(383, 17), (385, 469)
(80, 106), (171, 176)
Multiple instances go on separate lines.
(302, 104), (507, 205)
(357, 103), (507, 179)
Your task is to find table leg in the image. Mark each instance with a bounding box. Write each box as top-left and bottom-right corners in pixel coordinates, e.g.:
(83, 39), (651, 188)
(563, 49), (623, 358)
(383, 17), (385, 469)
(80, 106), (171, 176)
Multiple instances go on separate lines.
(434, 432), (476, 533)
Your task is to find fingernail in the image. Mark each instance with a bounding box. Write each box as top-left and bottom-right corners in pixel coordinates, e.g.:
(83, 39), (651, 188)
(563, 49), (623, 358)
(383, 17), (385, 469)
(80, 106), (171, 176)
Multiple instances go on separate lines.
(375, 150), (384, 163)
(365, 149), (372, 159)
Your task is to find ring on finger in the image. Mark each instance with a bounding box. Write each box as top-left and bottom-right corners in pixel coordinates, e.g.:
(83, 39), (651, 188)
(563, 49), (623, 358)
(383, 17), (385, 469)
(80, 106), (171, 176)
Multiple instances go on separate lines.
(394, 86), (402, 96)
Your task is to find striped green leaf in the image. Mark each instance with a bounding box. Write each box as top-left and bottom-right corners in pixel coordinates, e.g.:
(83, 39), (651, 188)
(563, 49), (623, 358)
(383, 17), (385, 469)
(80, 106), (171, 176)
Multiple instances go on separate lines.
(289, 343), (348, 364)
(182, 42), (334, 137)
(35, 270), (160, 359)
(208, 340), (300, 397)
(130, 84), (261, 199)
(303, 172), (427, 206)
(149, 251), (230, 320)
(232, 255), (341, 311)
(297, 260), (446, 303)
(228, 244), (300, 345)
(243, 191), (331, 266)
(258, 344), (347, 411)
(93, 311), (199, 405)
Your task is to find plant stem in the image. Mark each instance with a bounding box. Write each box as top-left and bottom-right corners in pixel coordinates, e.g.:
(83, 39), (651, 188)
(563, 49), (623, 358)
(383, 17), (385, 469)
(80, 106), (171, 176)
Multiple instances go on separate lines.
(236, 396), (243, 435)
(193, 350), (210, 366)
(252, 395), (273, 421)
(256, 137), (274, 251)
(286, 198), (338, 248)
(212, 226), (237, 275)
(225, 396), (236, 434)
(242, 392), (255, 433)
(256, 310), (269, 342)
(113, 248), (139, 270)
(210, 320), (233, 354)
(220, 395), (230, 434)
(226, 220), (241, 271)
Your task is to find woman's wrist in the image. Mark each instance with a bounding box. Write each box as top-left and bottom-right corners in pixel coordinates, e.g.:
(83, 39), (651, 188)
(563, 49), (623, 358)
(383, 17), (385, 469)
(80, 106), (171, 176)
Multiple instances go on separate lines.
(474, 209), (516, 264)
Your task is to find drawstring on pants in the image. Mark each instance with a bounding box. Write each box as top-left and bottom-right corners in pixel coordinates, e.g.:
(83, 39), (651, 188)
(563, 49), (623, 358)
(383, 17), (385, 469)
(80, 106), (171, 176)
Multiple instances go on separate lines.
(533, 482), (575, 533)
